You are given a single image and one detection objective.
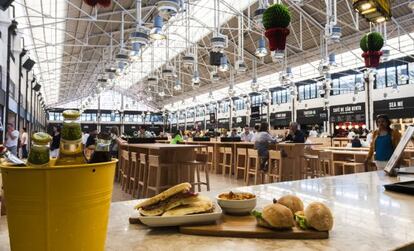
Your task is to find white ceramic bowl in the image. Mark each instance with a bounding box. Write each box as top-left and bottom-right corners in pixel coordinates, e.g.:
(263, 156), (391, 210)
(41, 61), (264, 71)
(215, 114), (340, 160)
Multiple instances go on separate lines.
(216, 194), (257, 215)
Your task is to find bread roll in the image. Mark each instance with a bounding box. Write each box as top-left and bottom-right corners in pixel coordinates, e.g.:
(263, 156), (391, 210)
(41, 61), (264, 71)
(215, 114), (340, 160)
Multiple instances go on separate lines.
(278, 195), (304, 215)
(262, 203), (294, 229)
(304, 202), (333, 231)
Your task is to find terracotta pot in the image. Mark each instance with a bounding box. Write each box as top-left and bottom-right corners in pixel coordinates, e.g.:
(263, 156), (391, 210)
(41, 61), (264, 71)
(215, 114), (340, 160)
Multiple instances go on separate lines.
(98, 0), (111, 7)
(264, 27), (290, 51)
(83, 0), (98, 6)
(362, 51), (383, 68)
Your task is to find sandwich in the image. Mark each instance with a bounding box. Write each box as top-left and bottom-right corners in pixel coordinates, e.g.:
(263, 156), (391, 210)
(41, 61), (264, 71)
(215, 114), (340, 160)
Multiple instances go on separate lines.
(134, 183), (213, 216)
(277, 195), (304, 215)
(251, 202), (294, 229)
(294, 202), (333, 231)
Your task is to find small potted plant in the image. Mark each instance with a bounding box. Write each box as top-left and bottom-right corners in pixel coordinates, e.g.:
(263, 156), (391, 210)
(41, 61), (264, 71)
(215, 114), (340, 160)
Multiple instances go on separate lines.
(83, 0), (111, 7)
(262, 4), (291, 54)
(360, 32), (384, 68)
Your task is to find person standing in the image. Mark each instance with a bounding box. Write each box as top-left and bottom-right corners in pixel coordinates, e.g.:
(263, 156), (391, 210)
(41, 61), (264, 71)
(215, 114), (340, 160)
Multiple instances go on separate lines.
(254, 122), (277, 171)
(285, 122), (305, 143)
(308, 127), (318, 138)
(50, 126), (61, 158)
(109, 126), (120, 158)
(240, 125), (253, 142)
(20, 127), (28, 158)
(5, 123), (19, 156)
(365, 114), (401, 170)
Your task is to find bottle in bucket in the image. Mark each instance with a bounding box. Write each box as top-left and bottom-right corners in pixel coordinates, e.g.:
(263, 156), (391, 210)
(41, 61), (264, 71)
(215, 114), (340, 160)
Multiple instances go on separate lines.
(27, 132), (52, 167)
(55, 110), (87, 165)
(88, 132), (112, 163)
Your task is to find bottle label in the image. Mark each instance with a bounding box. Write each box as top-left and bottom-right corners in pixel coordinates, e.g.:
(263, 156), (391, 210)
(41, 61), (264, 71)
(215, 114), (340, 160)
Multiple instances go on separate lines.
(60, 139), (83, 155)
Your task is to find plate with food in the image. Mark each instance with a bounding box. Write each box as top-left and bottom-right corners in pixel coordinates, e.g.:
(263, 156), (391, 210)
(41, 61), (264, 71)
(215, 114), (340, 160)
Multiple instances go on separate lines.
(133, 183), (222, 227)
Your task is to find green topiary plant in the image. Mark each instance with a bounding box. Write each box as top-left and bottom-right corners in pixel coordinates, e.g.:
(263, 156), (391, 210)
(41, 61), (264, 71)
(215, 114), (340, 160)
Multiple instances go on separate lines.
(360, 34), (368, 52)
(262, 4), (291, 30)
(360, 32), (384, 52)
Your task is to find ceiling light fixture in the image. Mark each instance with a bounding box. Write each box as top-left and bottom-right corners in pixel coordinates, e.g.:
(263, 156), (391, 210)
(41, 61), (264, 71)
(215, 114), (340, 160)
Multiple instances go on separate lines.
(157, 0), (180, 19)
(255, 37), (268, 58)
(150, 15), (166, 40)
(219, 55), (229, 72)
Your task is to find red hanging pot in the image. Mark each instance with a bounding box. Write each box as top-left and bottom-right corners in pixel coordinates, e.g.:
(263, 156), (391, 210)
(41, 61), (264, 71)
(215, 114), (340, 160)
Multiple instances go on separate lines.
(264, 27), (290, 51)
(362, 51), (383, 68)
(83, 0), (98, 7)
(98, 0), (111, 7)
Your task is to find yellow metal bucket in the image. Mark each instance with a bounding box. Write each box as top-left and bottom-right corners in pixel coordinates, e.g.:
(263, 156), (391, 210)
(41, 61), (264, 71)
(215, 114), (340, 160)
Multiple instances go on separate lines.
(0, 159), (118, 251)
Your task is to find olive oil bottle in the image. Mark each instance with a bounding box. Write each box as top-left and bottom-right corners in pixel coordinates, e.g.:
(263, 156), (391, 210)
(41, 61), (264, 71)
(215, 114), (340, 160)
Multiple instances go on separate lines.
(55, 110), (87, 166)
(27, 132), (52, 167)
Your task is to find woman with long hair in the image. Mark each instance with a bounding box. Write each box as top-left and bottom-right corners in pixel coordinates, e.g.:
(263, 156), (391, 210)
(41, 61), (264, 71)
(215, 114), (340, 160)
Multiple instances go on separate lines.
(365, 114), (401, 170)
(170, 130), (184, 144)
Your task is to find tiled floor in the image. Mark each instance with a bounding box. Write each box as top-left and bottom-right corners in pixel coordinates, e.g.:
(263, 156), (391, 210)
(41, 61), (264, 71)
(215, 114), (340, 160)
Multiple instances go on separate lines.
(111, 172), (246, 202)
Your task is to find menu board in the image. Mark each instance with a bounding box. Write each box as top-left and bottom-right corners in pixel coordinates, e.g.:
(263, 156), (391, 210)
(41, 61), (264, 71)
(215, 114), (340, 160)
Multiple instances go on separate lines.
(297, 107), (328, 125)
(218, 118), (230, 129)
(330, 103), (365, 123)
(270, 112), (291, 127)
(385, 126), (414, 174)
(232, 116), (247, 128)
(374, 97), (414, 119)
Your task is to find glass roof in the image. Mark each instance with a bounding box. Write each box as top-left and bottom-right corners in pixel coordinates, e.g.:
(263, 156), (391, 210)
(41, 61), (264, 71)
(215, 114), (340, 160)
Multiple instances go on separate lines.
(164, 32), (414, 111)
(15, 0), (67, 105)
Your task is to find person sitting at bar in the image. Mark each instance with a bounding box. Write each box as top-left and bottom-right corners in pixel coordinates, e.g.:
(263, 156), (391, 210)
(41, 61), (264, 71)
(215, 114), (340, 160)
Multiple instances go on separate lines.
(221, 128), (228, 137)
(240, 125), (253, 142)
(230, 128), (240, 138)
(170, 131), (184, 144)
(365, 114), (401, 170)
(351, 135), (362, 147)
(137, 126), (153, 138)
(251, 125), (260, 142)
(285, 122), (305, 143)
(254, 122), (277, 171)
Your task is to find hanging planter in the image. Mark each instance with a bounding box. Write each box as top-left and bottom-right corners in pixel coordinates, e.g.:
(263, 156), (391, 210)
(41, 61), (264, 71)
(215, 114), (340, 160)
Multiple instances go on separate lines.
(83, 0), (111, 7)
(360, 32), (384, 68)
(262, 4), (291, 52)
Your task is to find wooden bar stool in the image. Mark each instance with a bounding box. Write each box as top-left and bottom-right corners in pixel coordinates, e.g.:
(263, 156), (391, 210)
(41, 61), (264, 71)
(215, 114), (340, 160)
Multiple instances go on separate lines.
(318, 151), (332, 176)
(235, 148), (247, 180)
(207, 146), (214, 173)
(332, 161), (347, 175)
(180, 153), (211, 192)
(128, 152), (139, 198)
(343, 162), (365, 174)
(146, 155), (173, 197)
(120, 150), (131, 192)
(137, 153), (148, 198)
(217, 147), (226, 175)
(224, 147), (233, 177)
(303, 154), (319, 179)
(267, 150), (282, 183)
(246, 149), (262, 185)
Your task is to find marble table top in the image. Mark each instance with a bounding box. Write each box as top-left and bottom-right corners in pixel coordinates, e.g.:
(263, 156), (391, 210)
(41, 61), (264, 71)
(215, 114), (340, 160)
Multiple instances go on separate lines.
(1, 171), (414, 251)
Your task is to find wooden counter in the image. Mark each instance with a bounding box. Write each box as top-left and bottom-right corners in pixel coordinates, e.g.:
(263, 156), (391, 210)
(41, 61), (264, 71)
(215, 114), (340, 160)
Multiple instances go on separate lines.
(3, 171), (413, 250)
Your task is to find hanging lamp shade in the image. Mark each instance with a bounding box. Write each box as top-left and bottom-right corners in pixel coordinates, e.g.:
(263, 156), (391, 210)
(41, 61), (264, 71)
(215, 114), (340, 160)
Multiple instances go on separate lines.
(255, 37), (268, 58)
(150, 15), (166, 40)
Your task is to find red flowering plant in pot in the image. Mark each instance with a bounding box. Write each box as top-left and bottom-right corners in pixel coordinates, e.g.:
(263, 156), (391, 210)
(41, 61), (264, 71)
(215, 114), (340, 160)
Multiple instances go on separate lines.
(83, 0), (111, 7)
(360, 32), (384, 68)
(262, 4), (291, 59)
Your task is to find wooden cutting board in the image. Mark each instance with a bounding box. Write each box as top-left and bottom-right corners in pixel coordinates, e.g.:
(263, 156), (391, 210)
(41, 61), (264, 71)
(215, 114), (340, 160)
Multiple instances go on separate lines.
(179, 214), (329, 239)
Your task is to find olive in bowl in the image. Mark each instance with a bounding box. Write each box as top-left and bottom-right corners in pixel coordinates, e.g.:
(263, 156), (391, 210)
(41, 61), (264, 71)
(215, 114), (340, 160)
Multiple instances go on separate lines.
(216, 191), (257, 215)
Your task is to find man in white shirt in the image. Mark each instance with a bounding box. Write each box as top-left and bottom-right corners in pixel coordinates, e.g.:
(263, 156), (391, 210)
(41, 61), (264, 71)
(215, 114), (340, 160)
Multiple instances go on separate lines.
(20, 127), (28, 158)
(5, 123), (19, 156)
(240, 125), (253, 142)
